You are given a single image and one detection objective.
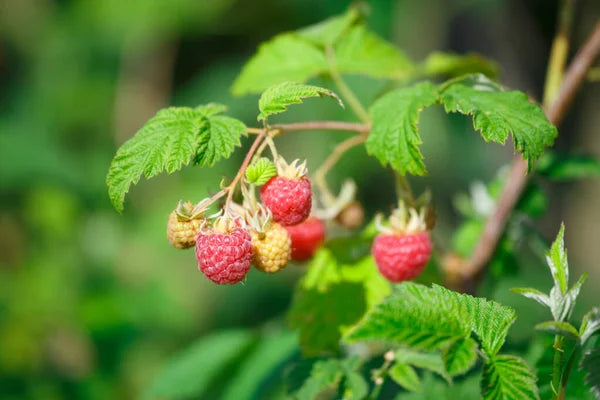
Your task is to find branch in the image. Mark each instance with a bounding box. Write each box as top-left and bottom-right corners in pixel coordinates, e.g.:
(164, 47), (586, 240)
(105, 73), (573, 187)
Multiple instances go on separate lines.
(455, 20), (600, 292)
(271, 121), (370, 134)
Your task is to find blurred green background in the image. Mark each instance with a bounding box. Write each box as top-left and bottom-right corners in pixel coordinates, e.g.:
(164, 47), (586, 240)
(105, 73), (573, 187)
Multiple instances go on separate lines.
(1, 0), (599, 398)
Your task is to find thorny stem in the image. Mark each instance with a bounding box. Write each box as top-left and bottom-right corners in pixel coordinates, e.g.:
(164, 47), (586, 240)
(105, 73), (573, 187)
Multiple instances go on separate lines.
(559, 343), (582, 399)
(225, 129), (267, 210)
(325, 45), (371, 123)
(456, 20), (600, 293)
(314, 134), (367, 203)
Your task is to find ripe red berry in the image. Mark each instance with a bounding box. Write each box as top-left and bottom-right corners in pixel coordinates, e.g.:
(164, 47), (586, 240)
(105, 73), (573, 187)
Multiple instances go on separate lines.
(260, 176), (312, 226)
(195, 227), (252, 284)
(285, 217), (326, 261)
(372, 232), (432, 282)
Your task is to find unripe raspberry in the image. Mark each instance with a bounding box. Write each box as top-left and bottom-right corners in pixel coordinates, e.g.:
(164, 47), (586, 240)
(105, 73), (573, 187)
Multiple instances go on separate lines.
(372, 232), (431, 282)
(261, 176), (312, 226)
(285, 217), (326, 261)
(336, 201), (365, 229)
(251, 223), (291, 273)
(166, 202), (204, 249)
(195, 227), (252, 284)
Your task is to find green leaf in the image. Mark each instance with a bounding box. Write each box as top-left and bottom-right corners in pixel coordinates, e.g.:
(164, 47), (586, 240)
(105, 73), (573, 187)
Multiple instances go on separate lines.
(433, 284), (517, 356)
(394, 348), (451, 383)
(390, 362), (422, 392)
(535, 321), (580, 341)
(443, 337), (478, 377)
(245, 157), (277, 185)
(297, 6), (362, 46)
(294, 359), (344, 400)
(106, 105), (245, 212)
(439, 74), (557, 170)
(547, 223), (568, 294)
(366, 81), (439, 175)
(580, 308), (600, 345)
(481, 354), (540, 400)
(221, 331), (297, 400)
(511, 287), (551, 309)
(537, 153), (600, 181)
(293, 356), (365, 400)
(334, 25), (415, 78)
(344, 282), (471, 351)
(581, 346), (600, 399)
(143, 330), (255, 399)
(288, 250), (389, 356)
(257, 81), (343, 121)
(231, 33), (328, 96)
(422, 51), (499, 79)
(396, 372), (482, 400)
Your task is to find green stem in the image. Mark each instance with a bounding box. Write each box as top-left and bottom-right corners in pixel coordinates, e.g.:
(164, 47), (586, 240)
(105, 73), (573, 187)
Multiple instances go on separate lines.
(394, 172), (415, 206)
(325, 45), (371, 123)
(558, 344), (581, 400)
(543, 0), (576, 106)
(552, 335), (565, 399)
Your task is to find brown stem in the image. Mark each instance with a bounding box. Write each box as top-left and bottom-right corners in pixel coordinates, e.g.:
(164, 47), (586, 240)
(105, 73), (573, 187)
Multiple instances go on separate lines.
(314, 134), (367, 202)
(270, 121), (370, 134)
(455, 21), (600, 292)
(225, 130), (267, 209)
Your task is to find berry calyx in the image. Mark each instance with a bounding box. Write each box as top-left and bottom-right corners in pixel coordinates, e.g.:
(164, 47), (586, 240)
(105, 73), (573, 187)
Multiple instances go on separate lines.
(285, 217), (326, 261)
(336, 201), (365, 229)
(251, 222), (291, 273)
(260, 159), (312, 226)
(371, 202), (432, 282)
(195, 215), (252, 284)
(166, 200), (207, 249)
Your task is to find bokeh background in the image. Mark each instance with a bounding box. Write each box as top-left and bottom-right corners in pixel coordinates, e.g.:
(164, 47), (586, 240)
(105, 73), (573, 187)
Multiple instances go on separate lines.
(1, 0), (599, 398)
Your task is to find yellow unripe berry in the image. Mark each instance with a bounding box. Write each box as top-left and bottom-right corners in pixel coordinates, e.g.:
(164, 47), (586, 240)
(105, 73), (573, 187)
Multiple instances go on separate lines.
(251, 223), (292, 273)
(166, 211), (204, 249)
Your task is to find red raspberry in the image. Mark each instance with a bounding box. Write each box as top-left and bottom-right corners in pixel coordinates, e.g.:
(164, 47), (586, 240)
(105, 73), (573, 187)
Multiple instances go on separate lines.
(372, 232), (431, 282)
(285, 217), (325, 261)
(260, 176), (312, 226)
(195, 228), (252, 284)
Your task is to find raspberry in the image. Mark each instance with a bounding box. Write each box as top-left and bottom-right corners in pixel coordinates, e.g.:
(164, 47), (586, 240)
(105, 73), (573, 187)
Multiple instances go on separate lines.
(260, 176), (312, 226)
(285, 217), (326, 261)
(166, 202), (204, 249)
(372, 232), (432, 282)
(251, 223), (291, 273)
(195, 227), (252, 284)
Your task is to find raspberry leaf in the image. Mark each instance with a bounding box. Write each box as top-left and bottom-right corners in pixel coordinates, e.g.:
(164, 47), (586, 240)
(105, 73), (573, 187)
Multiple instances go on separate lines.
(389, 362), (422, 392)
(439, 74), (557, 171)
(288, 249), (390, 356)
(257, 82), (343, 121)
(344, 282), (472, 351)
(481, 354), (540, 400)
(535, 321), (580, 341)
(394, 348), (451, 383)
(433, 284), (517, 357)
(144, 330), (255, 399)
(422, 51), (499, 79)
(537, 152), (600, 180)
(221, 331), (297, 400)
(581, 346), (600, 399)
(366, 81), (439, 175)
(106, 105), (245, 212)
(297, 6), (363, 47)
(443, 337), (478, 377)
(333, 25), (415, 78)
(231, 34), (328, 96)
(292, 357), (366, 400)
(579, 308), (600, 345)
(245, 157), (277, 185)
